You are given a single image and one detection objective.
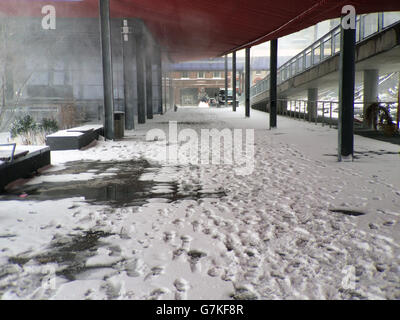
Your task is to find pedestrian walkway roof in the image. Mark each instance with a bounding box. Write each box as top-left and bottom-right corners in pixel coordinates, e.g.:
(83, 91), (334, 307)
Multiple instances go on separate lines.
(1, 0), (400, 61)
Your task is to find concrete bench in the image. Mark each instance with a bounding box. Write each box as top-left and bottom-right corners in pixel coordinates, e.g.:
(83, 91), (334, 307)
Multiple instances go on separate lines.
(0, 146), (51, 191)
(46, 125), (103, 151)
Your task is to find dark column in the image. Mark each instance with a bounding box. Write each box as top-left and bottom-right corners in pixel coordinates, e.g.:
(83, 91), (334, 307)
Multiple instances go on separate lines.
(145, 42), (153, 119)
(338, 20), (356, 161)
(163, 72), (167, 114)
(169, 78), (174, 109)
(135, 23), (146, 124)
(121, 19), (135, 130)
(245, 48), (250, 117)
(232, 51), (237, 112)
(156, 47), (163, 115)
(225, 55), (228, 108)
(99, 0), (114, 140)
(270, 39), (278, 128)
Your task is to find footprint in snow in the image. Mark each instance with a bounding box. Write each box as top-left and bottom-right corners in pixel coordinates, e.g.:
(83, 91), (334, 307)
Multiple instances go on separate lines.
(187, 250), (207, 273)
(149, 287), (169, 300)
(191, 220), (200, 232)
(144, 266), (165, 281)
(207, 266), (223, 277)
(180, 235), (192, 250)
(173, 278), (189, 300)
(163, 231), (176, 243)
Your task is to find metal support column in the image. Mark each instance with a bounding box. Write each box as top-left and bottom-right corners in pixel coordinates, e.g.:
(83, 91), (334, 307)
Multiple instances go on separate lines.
(338, 20), (356, 161)
(146, 43), (153, 119)
(163, 72), (167, 114)
(156, 46), (163, 115)
(121, 19), (135, 130)
(225, 55), (228, 108)
(232, 51), (237, 112)
(245, 47), (250, 117)
(135, 26), (146, 124)
(169, 78), (174, 109)
(99, 0), (114, 140)
(270, 39), (278, 128)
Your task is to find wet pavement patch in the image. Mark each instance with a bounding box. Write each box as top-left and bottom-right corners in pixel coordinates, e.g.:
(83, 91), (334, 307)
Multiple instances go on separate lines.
(330, 209), (366, 216)
(0, 160), (226, 206)
(7, 230), (114, 281)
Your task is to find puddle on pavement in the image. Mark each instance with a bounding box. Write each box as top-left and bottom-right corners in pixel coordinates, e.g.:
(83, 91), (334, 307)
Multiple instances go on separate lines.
(1, 160), (226, 206)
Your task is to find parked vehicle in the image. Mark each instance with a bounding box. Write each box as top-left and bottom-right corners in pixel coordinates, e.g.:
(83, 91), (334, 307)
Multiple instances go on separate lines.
(217, 89), (239, 107)
(209, 97), (217, 107)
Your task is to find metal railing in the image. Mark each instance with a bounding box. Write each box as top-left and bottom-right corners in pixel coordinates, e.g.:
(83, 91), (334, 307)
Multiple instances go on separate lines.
(251, 12), (400, 98)
(275, 99), (399, 129)
(0, 143), (17, 162)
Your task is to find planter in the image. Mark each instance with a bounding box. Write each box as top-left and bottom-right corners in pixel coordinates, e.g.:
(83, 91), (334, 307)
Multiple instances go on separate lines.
(383, 123), (397, 137)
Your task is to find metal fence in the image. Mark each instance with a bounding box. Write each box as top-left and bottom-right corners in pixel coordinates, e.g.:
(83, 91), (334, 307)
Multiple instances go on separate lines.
(277, 99), (399, 128)
(250, 12), (400, 98)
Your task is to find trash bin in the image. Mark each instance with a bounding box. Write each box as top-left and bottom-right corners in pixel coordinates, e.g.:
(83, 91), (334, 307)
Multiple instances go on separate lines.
(114, 111), (125, 139)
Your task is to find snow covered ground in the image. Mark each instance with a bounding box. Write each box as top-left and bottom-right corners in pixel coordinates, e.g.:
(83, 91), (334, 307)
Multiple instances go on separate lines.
(0, 106), (399, 300)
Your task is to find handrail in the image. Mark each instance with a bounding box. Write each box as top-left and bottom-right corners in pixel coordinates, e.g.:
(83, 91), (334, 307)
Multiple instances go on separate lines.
(250, 12), (400, 99)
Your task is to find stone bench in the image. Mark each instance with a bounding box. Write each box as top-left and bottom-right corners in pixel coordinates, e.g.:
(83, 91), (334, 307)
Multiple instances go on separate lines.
(0, 146), (51, 191)
(46, 125), (103, 151)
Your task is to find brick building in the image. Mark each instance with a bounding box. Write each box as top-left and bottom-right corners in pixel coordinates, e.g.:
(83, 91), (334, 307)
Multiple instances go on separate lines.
(170, 57), (269, 105)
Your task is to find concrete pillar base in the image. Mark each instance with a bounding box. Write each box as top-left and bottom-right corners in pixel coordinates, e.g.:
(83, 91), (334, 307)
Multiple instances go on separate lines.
(307, 88), (318, 121)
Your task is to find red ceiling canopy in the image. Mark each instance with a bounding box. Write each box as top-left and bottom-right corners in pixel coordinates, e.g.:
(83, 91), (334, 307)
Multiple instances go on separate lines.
(1, 0), (400, 61)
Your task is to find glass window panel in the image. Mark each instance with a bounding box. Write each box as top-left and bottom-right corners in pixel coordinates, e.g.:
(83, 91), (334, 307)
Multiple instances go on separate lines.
(363, 13), (379, 38)
(334, 32), (340, 53)
(305, 51), (312, 68)
(313, 45), (321, 64)
(323, 39), (331, 58)
(383, 12), (400, 27)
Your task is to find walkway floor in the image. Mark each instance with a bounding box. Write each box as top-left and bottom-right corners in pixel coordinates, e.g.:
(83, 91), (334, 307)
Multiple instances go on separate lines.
(0, 106), (399, 299)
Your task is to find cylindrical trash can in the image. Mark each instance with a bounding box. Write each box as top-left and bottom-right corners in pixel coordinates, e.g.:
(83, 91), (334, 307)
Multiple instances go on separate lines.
(114, 111), (125, 139)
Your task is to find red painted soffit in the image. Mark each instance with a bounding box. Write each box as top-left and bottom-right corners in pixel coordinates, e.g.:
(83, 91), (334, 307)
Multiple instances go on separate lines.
(0, 0), (399, 62)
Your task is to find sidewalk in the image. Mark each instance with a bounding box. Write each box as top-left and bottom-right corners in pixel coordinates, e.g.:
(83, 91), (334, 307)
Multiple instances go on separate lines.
(0, 106), (399, 299)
